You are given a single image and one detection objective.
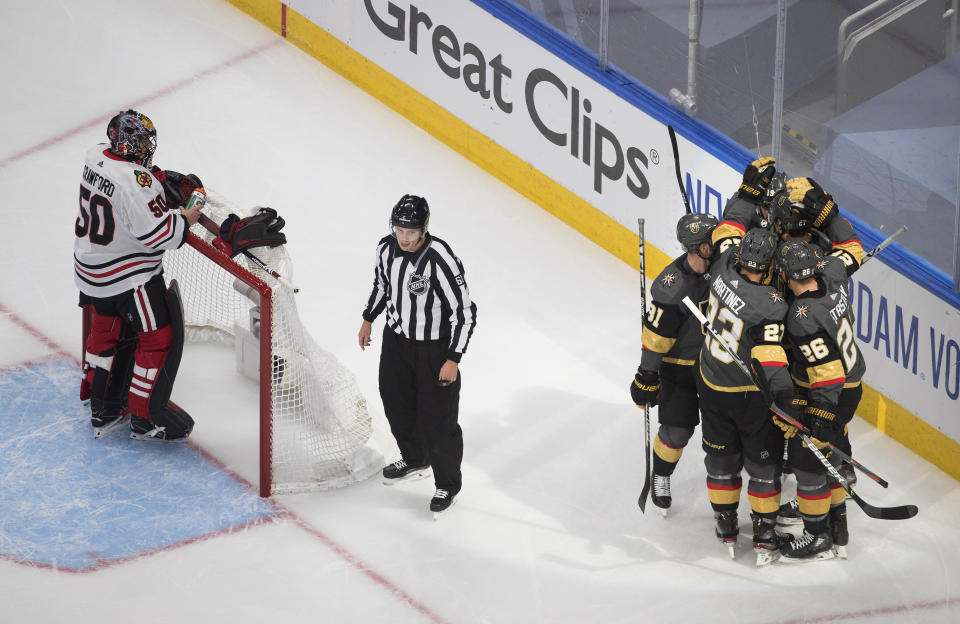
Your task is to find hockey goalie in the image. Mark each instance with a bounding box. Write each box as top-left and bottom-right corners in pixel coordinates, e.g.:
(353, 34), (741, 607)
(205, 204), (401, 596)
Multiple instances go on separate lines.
(162, 192), (386, 495)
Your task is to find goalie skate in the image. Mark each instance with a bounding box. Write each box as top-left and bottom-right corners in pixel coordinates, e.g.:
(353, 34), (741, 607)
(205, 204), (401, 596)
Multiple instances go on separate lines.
(92, 411), (130, 439)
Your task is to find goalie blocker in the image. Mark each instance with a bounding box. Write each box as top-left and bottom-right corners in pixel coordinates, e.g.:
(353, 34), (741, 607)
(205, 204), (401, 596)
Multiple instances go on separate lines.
(80, 277), (194, 440)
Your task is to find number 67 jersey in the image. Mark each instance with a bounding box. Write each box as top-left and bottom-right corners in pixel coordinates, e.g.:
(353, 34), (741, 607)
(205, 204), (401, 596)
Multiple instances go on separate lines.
(74, 144), (188, 298)
(784, 255), (865, 406)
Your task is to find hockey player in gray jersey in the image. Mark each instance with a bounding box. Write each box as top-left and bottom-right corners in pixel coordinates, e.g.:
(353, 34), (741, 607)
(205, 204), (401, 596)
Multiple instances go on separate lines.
(777, 240), (864, 562)
(711, 157), (786, 255)
(631, 212), (718, 515)
(768, 181), (864, 277)
(768, 187), (863, 495)
(695, 228), (804, 565)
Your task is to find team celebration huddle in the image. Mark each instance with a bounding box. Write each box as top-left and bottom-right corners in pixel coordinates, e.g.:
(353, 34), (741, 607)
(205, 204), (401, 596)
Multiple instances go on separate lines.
(629, 156), (918, 565)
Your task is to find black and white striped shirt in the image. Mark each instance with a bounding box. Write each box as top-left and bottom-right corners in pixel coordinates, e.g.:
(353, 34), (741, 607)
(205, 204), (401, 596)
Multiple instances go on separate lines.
(363, 233), (477, 362)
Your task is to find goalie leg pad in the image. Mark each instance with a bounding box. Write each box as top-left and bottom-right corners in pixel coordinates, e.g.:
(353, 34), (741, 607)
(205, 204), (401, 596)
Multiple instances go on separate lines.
(81, 307), (124, 404)
(126, 281), (187, 434)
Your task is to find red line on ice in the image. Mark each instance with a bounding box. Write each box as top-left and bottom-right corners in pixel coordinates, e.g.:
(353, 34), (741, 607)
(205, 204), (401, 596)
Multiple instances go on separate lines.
(0, 306), (453, 624)
(0, 39), (282, 171)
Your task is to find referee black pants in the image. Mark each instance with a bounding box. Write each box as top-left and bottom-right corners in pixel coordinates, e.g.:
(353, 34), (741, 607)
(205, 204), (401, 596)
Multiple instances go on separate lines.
(379, 328), (463, 493)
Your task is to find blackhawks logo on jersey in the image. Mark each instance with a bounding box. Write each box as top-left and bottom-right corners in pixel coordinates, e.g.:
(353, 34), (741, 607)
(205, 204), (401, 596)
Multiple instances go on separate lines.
(661, 272), (677, 287)
(134, 170), (153, 188)
(407, 272), (428, 296)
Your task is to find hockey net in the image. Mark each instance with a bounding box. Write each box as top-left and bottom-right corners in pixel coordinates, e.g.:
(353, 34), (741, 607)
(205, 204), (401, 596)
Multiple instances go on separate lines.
(162, 190), (385, 496)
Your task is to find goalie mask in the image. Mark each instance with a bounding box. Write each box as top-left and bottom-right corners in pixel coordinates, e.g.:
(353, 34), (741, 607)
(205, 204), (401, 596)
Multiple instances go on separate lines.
(736, 227), (778, 272)
(676, 212), (719, 255)
(107, 109), (157, 167)
(778, 240), (824, 282)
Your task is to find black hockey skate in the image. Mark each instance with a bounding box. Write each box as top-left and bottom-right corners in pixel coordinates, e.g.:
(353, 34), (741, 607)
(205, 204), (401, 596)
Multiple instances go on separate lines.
(776, 498), (802, 527)
(92, 408), (130, 439)
(751, 513), (793, 567)
(714, 511), (739, 559)
(430, 488), (458, 519)
(129, 416), (189, 442)
(829, 504), (849, 559)
(382, 459), (431, 485)
(651, 474), (671, 517)
(779, 530), (834, 563)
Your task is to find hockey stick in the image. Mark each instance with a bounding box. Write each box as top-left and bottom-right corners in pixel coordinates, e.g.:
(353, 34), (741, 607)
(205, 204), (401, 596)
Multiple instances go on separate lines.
(195, 213), (299, 293)
(676, 295), (886, 486)
(636, 218), (652, 512)
(681, 296), (918, 520)
(862, 225), (907, 265)
(667, 126), (692, 215)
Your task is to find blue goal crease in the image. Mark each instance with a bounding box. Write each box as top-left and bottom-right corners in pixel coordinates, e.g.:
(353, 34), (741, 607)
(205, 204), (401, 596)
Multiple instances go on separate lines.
(0, 358), (276, 571)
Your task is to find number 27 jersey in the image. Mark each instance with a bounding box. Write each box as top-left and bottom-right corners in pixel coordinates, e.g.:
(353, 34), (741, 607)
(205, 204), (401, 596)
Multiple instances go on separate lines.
(73, 144), (189, 298)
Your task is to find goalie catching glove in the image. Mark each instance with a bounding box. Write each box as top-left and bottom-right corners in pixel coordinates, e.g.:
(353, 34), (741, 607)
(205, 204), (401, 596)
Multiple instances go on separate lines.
(213, 207), (287, 257)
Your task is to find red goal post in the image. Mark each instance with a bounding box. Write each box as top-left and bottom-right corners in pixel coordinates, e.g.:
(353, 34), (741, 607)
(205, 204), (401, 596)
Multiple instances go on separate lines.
(162, 191), (386, 496)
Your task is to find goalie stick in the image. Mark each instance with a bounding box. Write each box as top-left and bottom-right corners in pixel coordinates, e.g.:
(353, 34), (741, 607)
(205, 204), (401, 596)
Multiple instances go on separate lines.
(195, 212), (299, 293)
(667, 126), (692, 215)
(681, 295), (918, 521)
(636, 218), (652, 513)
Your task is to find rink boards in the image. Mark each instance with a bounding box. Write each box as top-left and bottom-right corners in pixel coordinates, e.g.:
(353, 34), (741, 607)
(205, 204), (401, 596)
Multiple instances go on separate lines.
(224, 0), (960, 481)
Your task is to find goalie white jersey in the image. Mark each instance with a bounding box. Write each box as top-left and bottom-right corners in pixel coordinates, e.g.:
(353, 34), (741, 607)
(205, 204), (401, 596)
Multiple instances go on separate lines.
(74, 144), (189, 298)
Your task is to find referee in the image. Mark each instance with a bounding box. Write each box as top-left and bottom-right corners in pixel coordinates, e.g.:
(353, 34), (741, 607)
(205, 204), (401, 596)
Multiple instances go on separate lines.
(358, 194), (477, 514)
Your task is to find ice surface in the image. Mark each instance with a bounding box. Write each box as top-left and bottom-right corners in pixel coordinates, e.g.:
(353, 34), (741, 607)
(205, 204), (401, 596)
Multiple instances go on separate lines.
(0, 1), (957, 622)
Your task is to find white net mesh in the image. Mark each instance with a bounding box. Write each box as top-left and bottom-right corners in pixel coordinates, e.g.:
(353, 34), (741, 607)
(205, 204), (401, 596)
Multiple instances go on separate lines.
(163, 190), (384, 494)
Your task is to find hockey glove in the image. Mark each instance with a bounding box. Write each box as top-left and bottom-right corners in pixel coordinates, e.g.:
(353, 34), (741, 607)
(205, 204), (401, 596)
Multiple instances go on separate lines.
(805, 401), (842, 445)
(157, 169), (204, 208)
(737, 157), (777, 205)
(630, 368), (660, 407)
(788, 177), (837, 228)
(772, 390), (807, 439)
(213, 207), (287, 257)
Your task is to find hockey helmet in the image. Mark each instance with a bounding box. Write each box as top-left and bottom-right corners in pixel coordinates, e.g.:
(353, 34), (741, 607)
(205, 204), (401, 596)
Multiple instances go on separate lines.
(391, 194), (430, 230)
(736, 227), (778, 272)
(107, 109), (157, 166)
(676, 212), (719, 253)
(777, 240), (824, 281)
(768, 190), (811, 236)
(763, 171), (788, 210)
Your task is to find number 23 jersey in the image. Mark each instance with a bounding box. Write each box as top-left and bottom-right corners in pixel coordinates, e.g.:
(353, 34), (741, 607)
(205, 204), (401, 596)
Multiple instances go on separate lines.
(74, 144), (189, 298)
(698, 247), (791, 394)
